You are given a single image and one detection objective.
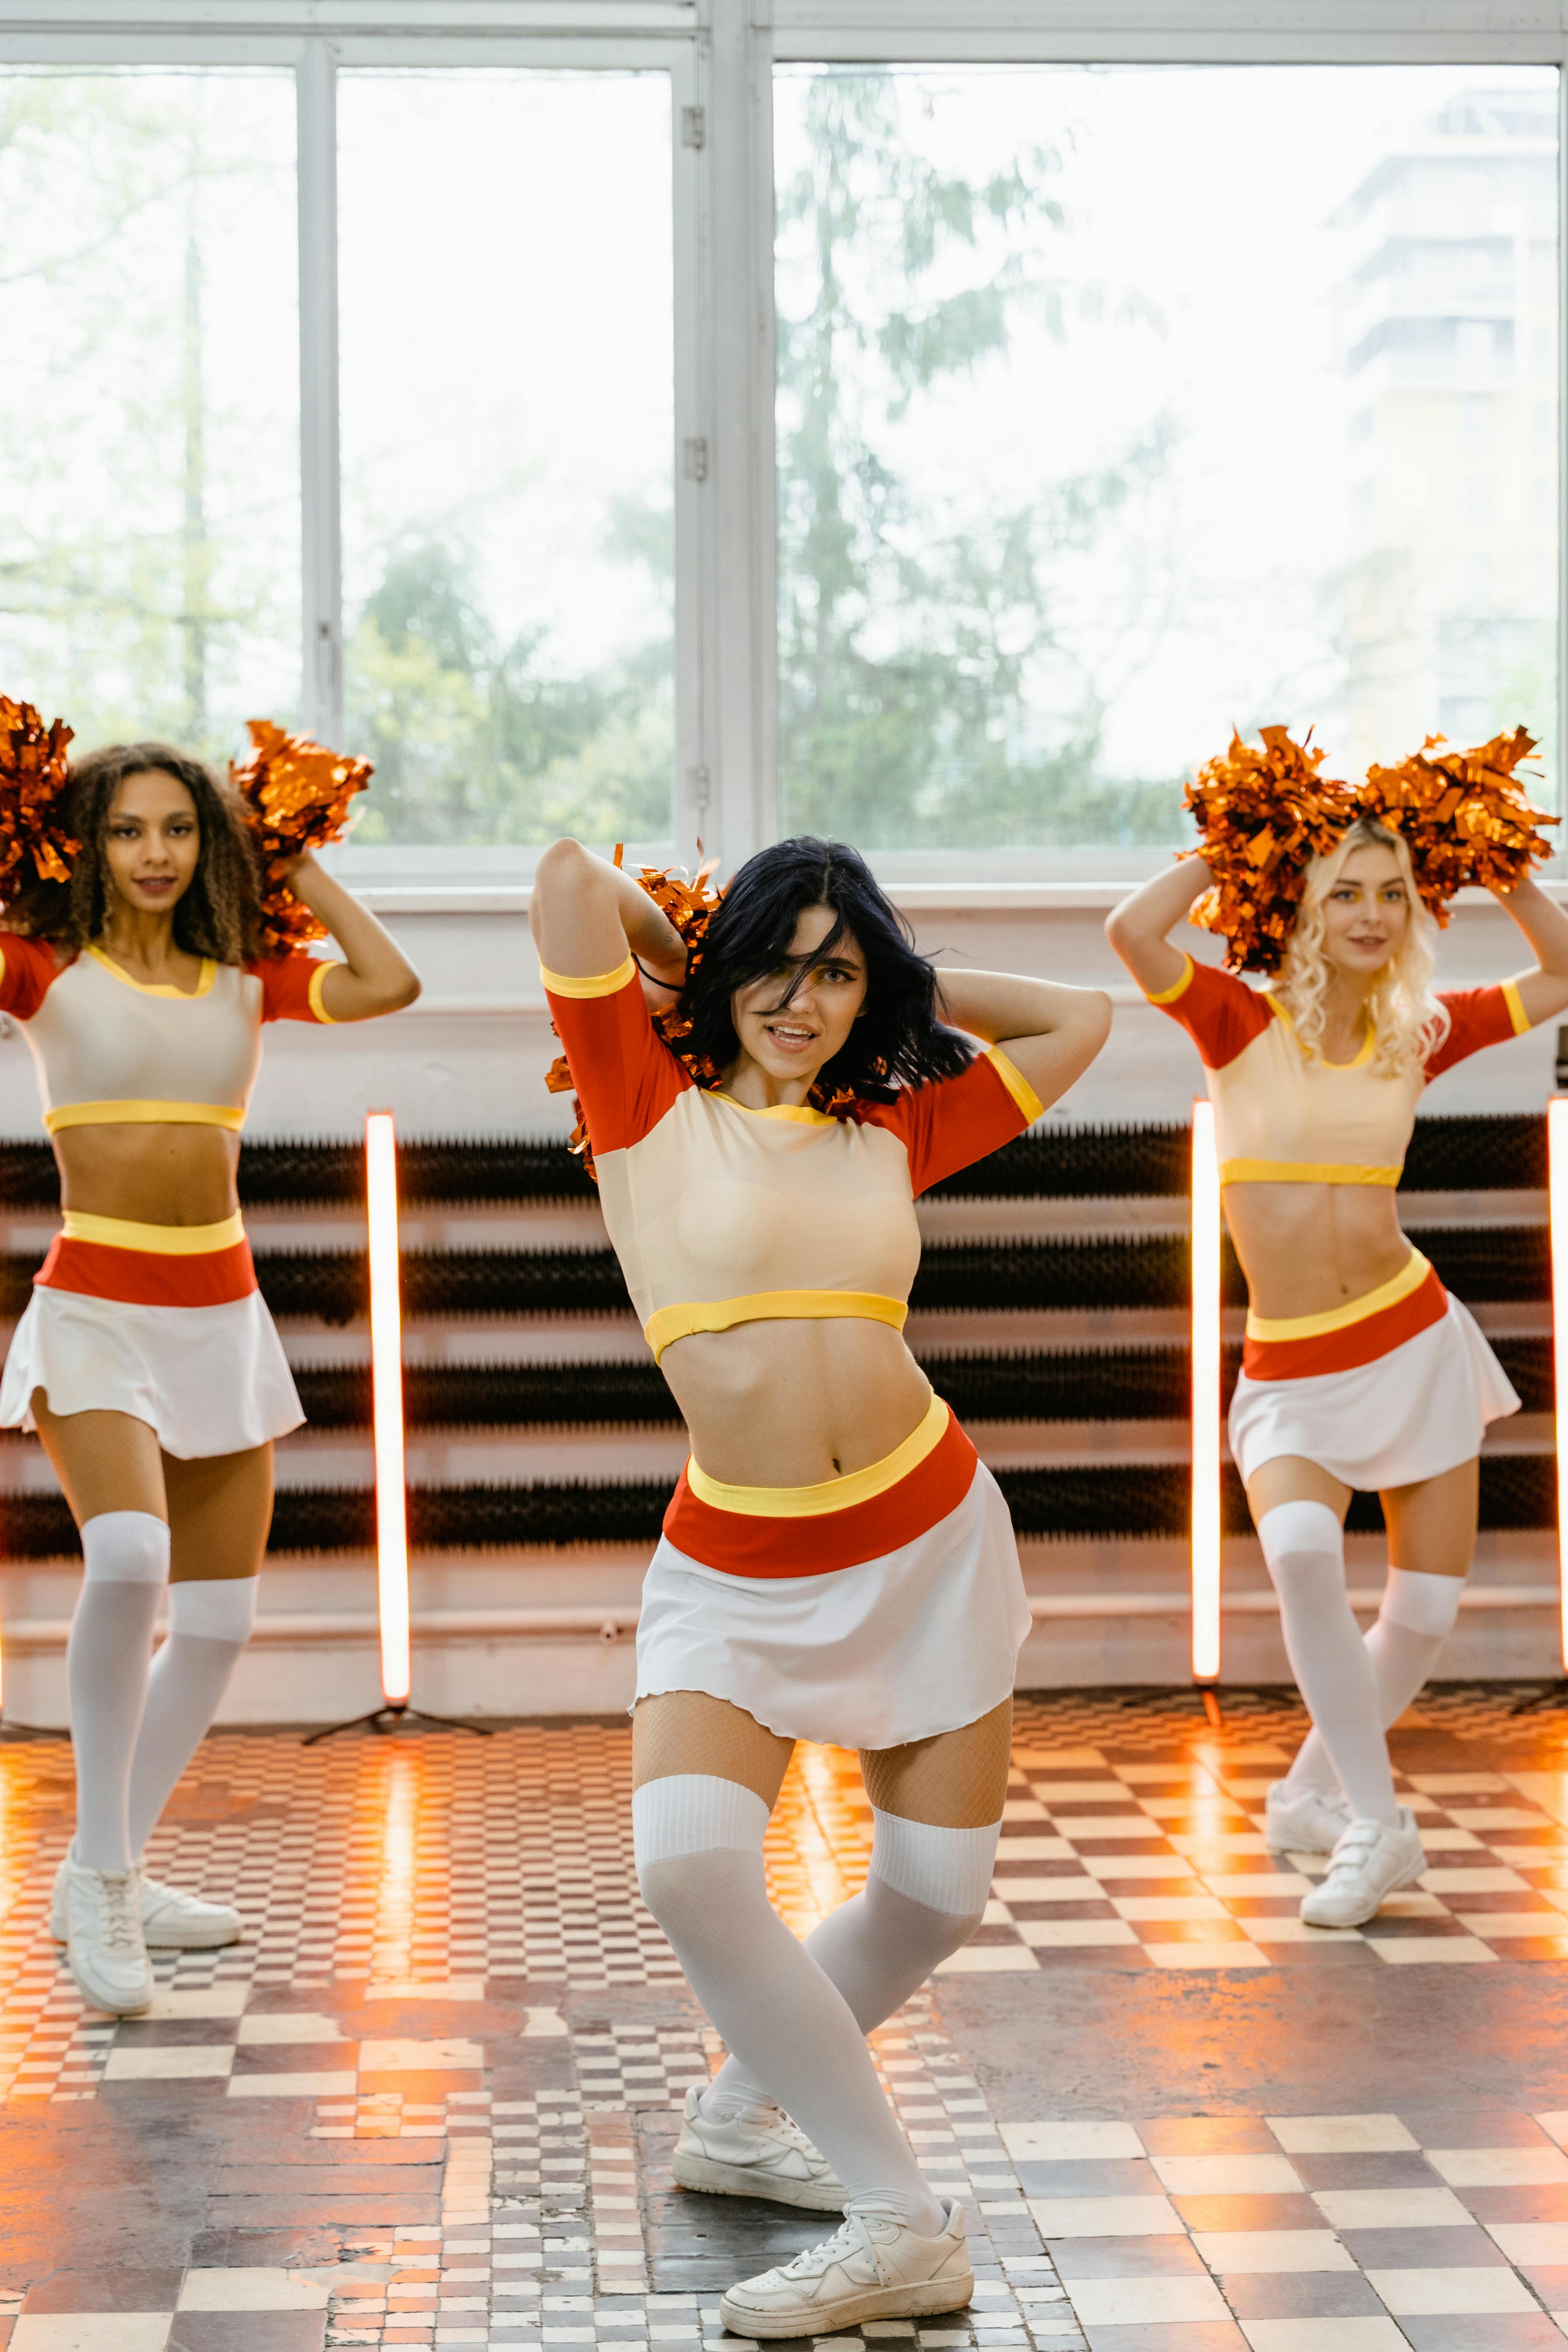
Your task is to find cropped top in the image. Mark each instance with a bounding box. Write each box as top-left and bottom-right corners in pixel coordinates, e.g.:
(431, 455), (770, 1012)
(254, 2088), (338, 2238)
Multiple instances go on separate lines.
(0, 933), (337, 1135)
(1147, 953), (1530, 1185)
(544, 955), (1044, 1362)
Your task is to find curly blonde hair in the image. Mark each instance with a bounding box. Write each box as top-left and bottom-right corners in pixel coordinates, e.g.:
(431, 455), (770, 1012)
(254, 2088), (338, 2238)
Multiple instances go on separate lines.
(1273, 816), (1449, 1075)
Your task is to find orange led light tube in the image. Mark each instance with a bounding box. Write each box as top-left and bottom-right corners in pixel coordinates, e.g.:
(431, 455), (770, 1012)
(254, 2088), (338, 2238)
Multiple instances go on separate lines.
(1191, 1097), (1223, 1683)
(366, 1109), (411, 1708)
(1549, 1097), (1568, 1671)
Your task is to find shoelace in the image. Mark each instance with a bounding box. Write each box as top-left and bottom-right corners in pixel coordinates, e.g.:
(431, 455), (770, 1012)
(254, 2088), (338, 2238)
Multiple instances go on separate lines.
(779, 2215), (876, 2280)
(88, 1868), (144, 1957)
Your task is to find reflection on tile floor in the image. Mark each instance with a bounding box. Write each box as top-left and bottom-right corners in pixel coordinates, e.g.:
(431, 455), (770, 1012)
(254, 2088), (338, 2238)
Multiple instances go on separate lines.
(0, 1686), (1566, 2347)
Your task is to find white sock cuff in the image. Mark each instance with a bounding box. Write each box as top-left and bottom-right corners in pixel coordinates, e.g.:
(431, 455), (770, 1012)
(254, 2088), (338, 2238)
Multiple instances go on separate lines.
(1382, 1567), (1464, 1637)
(1257, 1499), (1344, 1559)
(869, 1811), (1001, 1918)
(632, 1774), (769, 1869)
(167, 1576), (259, 1642)
(80, 1512), (170, 1585)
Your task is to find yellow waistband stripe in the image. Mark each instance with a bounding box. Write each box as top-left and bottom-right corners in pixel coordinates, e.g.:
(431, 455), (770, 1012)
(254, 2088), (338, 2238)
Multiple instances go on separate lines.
(45, 1100), (247, 1134)
(1144, 954), (1194, 1007)
(60, 1209), (246, 1255)
(1244, 1248), (1432, 1342)
(645, 1290), (908, 1365)
(986, 1045), (1044, 1125)
(1503, 977), (1530, 1037)
(687, 1395), (949, 1517)
(1221, 1158), (1402, 1188)
(539, 955), (637, 1000)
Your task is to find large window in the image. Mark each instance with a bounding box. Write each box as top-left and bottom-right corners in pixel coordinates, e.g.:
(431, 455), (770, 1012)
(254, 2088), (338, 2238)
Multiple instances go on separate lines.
(338, 70), (675, 870)
(775, 65), (1561, 874)
(0, 69), (300, 767)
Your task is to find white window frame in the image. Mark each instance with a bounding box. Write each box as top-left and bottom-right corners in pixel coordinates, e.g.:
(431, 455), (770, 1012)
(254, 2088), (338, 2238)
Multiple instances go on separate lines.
(3, 2), (1565, 891)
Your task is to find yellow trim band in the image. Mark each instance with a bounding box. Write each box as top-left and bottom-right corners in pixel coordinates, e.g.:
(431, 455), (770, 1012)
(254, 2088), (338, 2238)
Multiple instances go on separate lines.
(986, 1045), (1044, 1125)
(1264, 991), (1374, 1067)
(539, 955), (637, 1000)
(1144, 954), (1194, 1007)
(1221, 1158), (1401, 1187)
(45, 1100), (246, 1134)
(1503, 977), (1530, 1037)
(645, 1288), (909, 1365)
(1244, 1249), (1431, 1342)
(687, 1395), (949, 1518)
(60, 1209), (245, 1255)
(86, 945), (215, 1000)
(716, 1093), (835, 1126)
(308, 960), (339, 1023)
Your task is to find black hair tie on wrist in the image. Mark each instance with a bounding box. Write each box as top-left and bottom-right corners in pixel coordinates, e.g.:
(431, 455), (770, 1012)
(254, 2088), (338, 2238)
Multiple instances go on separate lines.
(634, 955), (683, 993)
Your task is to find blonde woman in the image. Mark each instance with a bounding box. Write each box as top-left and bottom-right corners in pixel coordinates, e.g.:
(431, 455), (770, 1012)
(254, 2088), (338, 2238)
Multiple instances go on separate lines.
(1108, 820), (1568, 1925)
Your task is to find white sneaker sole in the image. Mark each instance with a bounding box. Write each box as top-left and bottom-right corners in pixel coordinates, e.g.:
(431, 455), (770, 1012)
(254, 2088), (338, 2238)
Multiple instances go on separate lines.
(720, 2264), (973, 2338)
(65, 1946), (152, 2016)
(672, 2146), (846, 2211)
(142, 1912), (241, 1950)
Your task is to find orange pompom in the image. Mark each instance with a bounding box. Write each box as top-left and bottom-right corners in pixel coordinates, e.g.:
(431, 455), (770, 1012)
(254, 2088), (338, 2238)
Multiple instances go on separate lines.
(0, 700), (78, 901)
(1182, 725), (1356, 974)
(1361, 726), (1554, 921)
(231, 720), (373, 956)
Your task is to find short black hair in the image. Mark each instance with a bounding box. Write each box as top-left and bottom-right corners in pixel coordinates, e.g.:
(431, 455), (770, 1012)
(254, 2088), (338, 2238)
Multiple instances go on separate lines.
(681, 835), (974, 1102)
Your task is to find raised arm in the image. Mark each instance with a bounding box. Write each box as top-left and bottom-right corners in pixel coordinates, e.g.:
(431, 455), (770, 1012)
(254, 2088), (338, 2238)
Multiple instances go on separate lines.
(933, 969), (1112, 1113)
(1104, 857), (1215, 998)
(529, 839), (688, 997)
(1493, 876), (1568, 1028)
(284, 854), (422, 1021)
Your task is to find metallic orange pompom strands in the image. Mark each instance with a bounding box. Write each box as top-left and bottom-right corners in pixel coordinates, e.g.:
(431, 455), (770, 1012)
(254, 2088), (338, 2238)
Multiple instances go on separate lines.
(0, 700), (79, 897)
(1361, 727), (1555, 922)
(1183, 726), (1356, 975)
(231, 719), (374, 957)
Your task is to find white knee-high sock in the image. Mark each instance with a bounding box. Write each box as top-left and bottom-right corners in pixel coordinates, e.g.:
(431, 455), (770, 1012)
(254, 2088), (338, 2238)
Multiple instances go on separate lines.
(67, 1512), (169, 1871)
(1258, 1500), (1398, 1825)
(703, 1811), (1001, 2121)
(634, 1774), (947, 2233)
(1282, 1569), (1465, 1800)
(127, 1577), (259, 1858)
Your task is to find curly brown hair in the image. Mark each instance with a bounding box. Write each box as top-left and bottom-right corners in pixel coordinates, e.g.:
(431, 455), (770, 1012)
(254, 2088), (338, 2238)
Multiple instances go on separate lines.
(4, 741), (264, 963)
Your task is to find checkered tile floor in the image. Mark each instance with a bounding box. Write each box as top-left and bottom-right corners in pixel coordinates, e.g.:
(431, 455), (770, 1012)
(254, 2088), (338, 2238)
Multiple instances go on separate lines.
(1, 1689), (1567, 2345)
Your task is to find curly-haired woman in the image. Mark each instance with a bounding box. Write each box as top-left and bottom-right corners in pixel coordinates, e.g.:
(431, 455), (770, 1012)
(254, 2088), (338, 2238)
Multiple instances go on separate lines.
(0, 742), (420, 2013)
(1108, 818), (1568, 1926)
(532, 833), (1109, 2339)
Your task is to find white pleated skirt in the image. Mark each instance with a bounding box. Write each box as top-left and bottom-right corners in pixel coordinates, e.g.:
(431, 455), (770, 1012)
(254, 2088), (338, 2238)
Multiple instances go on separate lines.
(0, 1285), (303, 1459)
(1229, 1294), (1520, 1493)
(634, 1460), (1031, 1751)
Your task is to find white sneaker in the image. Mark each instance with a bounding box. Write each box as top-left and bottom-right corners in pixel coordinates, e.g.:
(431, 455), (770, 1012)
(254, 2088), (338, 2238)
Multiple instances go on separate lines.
(50, 1851), (241, 1949)
(1265, 1781), (1352, 1855)
(672, 2085), (846, 2211)
(718, 2202), (972, 2340)
(1299, 1809), (1427, 1929)
(62, 1860), (153, 2015)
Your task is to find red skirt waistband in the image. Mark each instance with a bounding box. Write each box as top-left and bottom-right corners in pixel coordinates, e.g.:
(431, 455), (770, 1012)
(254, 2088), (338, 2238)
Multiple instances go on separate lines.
(661, 1411), (980, 1578)
(1241, 1264), (1449, 1381)
(35, 1233), (259, 1309)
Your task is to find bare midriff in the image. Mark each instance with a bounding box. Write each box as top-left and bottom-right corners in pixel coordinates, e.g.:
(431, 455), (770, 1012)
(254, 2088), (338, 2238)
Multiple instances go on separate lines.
(54, 1124), (241, 1228)
(1224, 1179), (1413, 1322)
(660, 1317), (935, 1487)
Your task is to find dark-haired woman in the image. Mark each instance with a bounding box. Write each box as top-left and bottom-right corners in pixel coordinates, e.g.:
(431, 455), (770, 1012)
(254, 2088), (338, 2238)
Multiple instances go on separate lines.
(0, 744), (419, 2014)
(532, 834), (1109, 2338)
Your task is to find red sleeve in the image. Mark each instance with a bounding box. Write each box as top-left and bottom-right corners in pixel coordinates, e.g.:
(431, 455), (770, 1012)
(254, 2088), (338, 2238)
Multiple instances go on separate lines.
(1146, 955), (1273, 1070)
(542, 955), (691, 1155)
(857, 1048), (1039, 1196)
(1425, 982), (1530, 1078)
(0, 933), (64, 1020)
(246, 952), (335, 1024)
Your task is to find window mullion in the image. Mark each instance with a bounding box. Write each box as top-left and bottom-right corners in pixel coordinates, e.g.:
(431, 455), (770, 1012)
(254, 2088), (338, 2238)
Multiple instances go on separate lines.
(297, 35), (344, 744)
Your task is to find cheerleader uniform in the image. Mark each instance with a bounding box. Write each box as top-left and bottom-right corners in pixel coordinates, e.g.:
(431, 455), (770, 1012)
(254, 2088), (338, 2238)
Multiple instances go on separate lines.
(1146, 952), (1526, 1487)
(0, 935), (333, 1453)
(543, 953), (1041, 1748)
